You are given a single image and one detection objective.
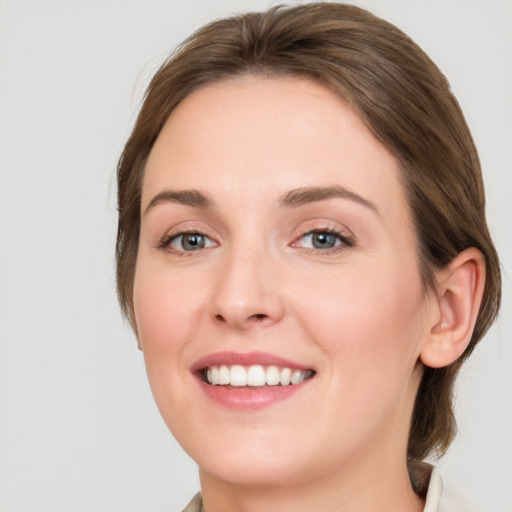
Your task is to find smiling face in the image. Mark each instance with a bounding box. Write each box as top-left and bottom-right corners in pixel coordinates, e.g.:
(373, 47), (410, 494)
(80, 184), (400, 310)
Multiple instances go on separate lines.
(134, 76), (437, 491)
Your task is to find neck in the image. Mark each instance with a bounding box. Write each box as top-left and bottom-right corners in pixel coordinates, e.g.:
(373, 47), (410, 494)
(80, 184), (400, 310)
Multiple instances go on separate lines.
(199, 452), (425, 512)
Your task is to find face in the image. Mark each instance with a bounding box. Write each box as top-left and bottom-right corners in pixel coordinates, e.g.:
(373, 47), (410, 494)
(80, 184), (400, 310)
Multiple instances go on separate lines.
(134, 76), (435, 488)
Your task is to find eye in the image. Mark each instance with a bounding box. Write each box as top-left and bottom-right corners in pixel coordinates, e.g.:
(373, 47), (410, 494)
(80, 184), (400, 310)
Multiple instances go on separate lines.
(165, 232), (216, 252)
(294, 229), (353, 251)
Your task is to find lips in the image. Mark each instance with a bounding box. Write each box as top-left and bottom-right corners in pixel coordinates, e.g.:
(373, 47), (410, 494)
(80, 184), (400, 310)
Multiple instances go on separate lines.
(192, 351), (316, 409)
(192, 351), (312, 370)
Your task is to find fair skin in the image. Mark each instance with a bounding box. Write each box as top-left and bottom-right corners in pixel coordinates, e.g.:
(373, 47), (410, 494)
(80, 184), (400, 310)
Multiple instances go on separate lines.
(133, 76), (483, 512)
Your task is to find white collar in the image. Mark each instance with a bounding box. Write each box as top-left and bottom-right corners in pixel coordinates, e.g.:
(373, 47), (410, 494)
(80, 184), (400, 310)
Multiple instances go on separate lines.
(423, 465), (471, 512)
(423, 466), (443, 512)
(183, 465), (471, 512)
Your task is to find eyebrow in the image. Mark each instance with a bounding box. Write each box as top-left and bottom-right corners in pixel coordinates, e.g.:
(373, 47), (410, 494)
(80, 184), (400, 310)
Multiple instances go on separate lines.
(143, 189), (213, 215)
(143, 185), (378, 215)
(278, 186), (378, 214)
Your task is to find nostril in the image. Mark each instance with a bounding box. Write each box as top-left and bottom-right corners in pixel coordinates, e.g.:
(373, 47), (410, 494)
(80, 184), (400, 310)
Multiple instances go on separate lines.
(214, 312), (267, 326)
(213, 311), (272, 330)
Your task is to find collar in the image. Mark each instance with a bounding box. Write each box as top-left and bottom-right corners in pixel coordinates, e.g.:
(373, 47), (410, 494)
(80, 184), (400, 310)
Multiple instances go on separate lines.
(182, 465), (455, 512)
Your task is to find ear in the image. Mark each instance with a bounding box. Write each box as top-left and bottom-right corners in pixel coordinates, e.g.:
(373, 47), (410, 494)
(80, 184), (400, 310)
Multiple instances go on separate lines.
(420, 247), (486, 368)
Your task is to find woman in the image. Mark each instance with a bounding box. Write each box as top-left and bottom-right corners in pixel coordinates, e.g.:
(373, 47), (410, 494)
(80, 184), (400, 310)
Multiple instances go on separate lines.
(116, 3), (501, 511)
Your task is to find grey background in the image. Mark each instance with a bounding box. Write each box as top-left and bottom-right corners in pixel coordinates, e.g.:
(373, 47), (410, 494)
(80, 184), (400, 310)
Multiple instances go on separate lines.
(0, 0), (510, 510)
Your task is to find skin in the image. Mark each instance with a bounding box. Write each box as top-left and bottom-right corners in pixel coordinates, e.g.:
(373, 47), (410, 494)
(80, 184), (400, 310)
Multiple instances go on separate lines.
(133, 76), (442, 511)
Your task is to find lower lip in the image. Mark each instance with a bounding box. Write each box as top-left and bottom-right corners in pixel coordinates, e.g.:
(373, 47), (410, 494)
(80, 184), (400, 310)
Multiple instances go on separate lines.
(196, 377), (312, 410)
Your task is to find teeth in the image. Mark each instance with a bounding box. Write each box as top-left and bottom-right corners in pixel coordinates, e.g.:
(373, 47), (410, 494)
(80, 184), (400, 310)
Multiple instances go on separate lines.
(211, 366), (219, 385)
(230, 365), (247, 387)
(218, 365), (230, 385)
(291, 369), (304, 385)
(266, 365), (280, 385)
(204, 364), (312, 387)
(280, 367), (291, 386)
(247, 365), (266, 386)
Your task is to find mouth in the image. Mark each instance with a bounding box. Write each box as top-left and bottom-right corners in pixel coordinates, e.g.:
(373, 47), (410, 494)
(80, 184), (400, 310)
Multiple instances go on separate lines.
(200, 364), (315, 388)
(191, 352), (316, 408)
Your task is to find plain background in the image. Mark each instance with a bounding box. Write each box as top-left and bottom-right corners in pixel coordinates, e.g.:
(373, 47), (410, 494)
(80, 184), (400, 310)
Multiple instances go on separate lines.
(0, 1), (510, 511)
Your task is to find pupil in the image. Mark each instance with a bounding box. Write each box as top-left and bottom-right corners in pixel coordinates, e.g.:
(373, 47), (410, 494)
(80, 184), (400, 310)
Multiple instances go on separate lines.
(182, 234), (204, 250)
(313, 232), (335, 249)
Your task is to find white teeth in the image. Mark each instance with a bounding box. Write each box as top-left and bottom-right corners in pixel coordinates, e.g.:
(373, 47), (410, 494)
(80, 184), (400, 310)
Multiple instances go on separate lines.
(266, 365), (280, 385)
(291, 369), (304, 385)
(204, 364), (312, 387)
(247, 365), (266, 386)
(230, 365), (247, 387)
(218, 365), (230, 385)
(280, 367), (292, 386)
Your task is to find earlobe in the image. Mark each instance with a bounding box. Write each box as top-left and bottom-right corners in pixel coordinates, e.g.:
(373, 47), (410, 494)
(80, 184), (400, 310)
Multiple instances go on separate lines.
(420, 248), (486, 368)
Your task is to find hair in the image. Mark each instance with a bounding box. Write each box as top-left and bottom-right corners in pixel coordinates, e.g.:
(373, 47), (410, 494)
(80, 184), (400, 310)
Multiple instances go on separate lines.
(116, 2), (501, 464)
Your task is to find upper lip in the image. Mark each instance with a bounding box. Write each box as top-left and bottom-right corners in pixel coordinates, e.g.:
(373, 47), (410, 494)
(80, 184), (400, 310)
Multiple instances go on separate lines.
(191, 351), (313, 373)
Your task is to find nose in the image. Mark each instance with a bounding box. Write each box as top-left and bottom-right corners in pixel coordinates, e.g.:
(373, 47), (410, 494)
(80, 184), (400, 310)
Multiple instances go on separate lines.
(209, 245), (285, 331)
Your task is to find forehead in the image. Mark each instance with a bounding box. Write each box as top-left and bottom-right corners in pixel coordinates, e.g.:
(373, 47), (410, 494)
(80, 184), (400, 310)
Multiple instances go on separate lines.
(142, 75), (408, 220)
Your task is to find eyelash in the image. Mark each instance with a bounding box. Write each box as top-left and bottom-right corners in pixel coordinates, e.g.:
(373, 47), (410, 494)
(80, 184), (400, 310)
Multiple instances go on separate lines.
(157, 227), (355, 255)
(157, 229), (217, 256)
(292, 227), (355, 254)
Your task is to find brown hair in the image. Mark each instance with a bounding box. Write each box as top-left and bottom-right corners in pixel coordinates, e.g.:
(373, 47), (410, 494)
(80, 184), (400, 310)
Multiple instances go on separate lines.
(116, 2), (501, 462)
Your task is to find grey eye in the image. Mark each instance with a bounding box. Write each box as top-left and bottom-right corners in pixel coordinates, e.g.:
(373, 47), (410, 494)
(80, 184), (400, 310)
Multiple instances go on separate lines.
(172, 233), (207, 251)
(300, 231), (343, 250)
(310, 232), (338, 249)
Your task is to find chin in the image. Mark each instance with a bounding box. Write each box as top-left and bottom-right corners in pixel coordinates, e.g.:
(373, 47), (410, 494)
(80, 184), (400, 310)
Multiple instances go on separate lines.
(198, 454), (304, 488)
(183, 429), (309, 487)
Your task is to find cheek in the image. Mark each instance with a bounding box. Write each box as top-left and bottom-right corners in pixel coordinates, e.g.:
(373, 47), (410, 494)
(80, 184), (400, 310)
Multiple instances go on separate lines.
(296, 260), (426, 386)
(132, 260), (208, 430)
(134, 258), (202, 347)
(132, 259), (208, 401)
